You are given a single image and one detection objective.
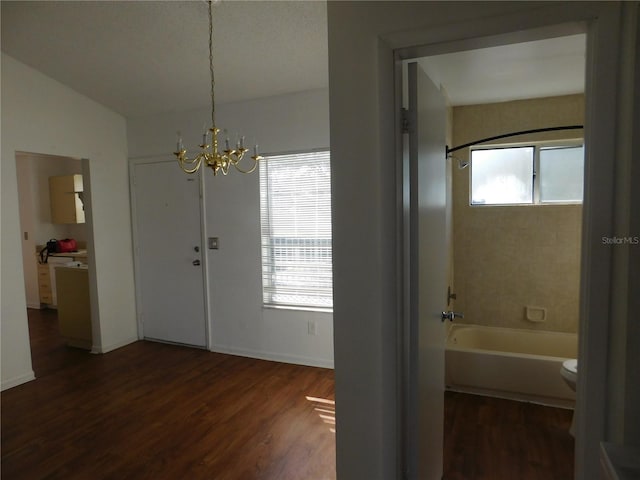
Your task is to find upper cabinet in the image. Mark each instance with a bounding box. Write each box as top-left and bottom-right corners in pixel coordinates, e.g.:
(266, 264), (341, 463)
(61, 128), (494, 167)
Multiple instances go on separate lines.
(49, 174), (85, 224)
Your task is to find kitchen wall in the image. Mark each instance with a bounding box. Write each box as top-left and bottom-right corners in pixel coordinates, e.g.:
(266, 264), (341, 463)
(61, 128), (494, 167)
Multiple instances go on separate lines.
(2, 53), (138, 390)
(127, 88), (333, 367)
(16, 153), (87, 308)
(452, 94), (584, 333)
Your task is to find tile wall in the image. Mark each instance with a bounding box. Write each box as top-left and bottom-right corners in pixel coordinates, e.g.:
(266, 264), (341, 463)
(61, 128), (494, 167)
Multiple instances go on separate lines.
(451, 94), (584, 333)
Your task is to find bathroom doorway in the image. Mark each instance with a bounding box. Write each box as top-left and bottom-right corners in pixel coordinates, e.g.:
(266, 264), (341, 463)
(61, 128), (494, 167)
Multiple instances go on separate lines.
(401, 27), (587, 479)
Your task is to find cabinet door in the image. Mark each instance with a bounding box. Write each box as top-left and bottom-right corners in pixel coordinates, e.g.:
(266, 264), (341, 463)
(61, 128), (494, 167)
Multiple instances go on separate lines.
(37, 263), (53, 304)
(49, 175), (85, 224)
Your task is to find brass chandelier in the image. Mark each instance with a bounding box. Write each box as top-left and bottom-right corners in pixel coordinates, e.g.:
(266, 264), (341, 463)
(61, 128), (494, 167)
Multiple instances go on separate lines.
(174, 0), (261, 175)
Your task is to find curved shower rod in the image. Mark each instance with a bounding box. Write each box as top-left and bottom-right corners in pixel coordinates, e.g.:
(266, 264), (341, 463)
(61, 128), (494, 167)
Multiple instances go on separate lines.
(446, 125), (584, 157)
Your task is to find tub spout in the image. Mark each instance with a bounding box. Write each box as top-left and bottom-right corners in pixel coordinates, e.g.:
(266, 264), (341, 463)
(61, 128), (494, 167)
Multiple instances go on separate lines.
(441, 311), (464, 322)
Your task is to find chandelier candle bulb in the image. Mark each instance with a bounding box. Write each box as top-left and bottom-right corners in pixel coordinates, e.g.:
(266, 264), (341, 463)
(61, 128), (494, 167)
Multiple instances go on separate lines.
(176, 132), (184, 152)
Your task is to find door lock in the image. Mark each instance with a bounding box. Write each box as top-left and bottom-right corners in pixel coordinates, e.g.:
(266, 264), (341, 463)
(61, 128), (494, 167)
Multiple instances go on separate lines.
(441, 311), (464, 322)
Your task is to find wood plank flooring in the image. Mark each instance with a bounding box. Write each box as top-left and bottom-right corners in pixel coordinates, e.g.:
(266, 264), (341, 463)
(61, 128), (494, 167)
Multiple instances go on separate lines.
(1, 309), (574, 479)
(444, 391), (575, 479)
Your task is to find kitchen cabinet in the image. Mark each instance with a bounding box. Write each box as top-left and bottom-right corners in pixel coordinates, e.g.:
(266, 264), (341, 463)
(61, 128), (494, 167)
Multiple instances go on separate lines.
(49, 174), (85, 224)
(35, 250), (88, 307)
(56, 266), (92, 350)
(37, 263), (54, 304)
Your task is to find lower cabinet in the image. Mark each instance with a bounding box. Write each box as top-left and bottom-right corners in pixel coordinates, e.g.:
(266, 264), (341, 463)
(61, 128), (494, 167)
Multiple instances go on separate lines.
(55, 266), (92, 350)
(37, 263), (54, 304)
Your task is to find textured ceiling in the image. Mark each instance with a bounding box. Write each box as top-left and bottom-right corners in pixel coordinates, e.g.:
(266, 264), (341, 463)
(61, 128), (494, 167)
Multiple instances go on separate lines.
(1, 0), (329, 118)
(1, 1), (585, 119)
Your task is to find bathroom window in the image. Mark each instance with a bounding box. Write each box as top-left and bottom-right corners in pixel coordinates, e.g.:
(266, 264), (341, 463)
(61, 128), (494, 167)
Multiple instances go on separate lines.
(470, 143), (584, 205)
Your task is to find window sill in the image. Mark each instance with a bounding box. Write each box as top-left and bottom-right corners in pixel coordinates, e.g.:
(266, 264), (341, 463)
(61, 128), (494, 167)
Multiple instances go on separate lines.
(262, 304), (333, 314)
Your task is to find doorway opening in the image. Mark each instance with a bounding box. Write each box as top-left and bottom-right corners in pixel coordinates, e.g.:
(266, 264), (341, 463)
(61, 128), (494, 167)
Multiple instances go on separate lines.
(400, 26), (587, 479)
(15, 152), (95, 377)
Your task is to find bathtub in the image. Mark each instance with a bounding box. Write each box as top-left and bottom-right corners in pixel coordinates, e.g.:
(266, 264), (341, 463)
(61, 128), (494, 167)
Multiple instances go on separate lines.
(445, 324), (578, 407)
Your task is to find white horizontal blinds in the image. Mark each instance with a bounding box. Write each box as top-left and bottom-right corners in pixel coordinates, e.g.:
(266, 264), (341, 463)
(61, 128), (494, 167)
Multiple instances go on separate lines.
(259, 151), (333, 309)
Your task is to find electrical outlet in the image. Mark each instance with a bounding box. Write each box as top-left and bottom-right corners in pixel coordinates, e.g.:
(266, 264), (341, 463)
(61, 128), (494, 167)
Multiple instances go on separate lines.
(308, 320), (317, 336)
(208, 237), (219, 249)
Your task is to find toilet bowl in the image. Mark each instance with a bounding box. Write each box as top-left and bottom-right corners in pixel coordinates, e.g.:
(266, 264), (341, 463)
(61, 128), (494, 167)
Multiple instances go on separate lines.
(560, 359), (578, 436)
(561, 359), (577, 391)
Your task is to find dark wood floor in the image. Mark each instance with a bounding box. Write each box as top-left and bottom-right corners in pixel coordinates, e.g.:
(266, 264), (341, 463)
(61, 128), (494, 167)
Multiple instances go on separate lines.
(443, 391), (574, 480)
(1, 309), (574, 479)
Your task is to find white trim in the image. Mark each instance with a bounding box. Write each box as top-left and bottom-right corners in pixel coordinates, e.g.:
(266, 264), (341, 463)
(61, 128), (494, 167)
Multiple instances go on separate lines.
(210, 343), (334, 369)
(90, 336), (138, 354)
(1, 371), (36, 391)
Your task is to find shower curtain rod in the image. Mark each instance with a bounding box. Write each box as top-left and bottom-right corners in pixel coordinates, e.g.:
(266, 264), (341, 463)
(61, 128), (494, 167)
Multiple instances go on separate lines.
(446, 125), (584, 156)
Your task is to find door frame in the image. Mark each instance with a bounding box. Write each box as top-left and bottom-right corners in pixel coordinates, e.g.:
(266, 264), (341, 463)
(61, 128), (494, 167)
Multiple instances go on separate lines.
(387, 5), (621, 478)
(14, 152), (102, 354)
(128, 156), (210, 348)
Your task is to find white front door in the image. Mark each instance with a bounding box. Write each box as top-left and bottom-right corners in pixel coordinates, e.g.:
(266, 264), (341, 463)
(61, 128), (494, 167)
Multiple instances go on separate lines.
(404, 62), (448, 480)
(131, 160), (207, 347)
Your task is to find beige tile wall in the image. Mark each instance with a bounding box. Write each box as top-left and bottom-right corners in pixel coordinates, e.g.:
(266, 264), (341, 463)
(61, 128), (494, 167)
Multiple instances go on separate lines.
(451, 95), (584, 333)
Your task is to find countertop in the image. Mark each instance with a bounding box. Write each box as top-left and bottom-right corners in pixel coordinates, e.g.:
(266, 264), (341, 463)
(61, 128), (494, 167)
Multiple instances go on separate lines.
(50, 249), (88, 258)
(35, 248), (88, 259)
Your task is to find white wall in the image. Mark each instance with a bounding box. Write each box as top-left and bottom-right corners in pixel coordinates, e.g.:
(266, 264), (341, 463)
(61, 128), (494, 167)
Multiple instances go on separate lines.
(1, 54), (139, 390)
(127, 88), (334, 367)
(327, 2), (636, 479)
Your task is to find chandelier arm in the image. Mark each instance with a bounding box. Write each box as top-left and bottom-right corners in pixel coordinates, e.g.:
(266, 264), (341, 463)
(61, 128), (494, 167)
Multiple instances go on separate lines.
(178, 155), (204, 174)
(233, 158), (260, 175)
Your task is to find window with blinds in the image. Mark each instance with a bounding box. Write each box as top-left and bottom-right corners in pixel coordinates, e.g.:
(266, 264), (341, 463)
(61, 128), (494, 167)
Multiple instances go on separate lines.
(259, 151), (333, 310)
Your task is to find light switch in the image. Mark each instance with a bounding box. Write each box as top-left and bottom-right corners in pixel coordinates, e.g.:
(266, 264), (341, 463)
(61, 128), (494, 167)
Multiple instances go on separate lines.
(208, 237), (219, 249)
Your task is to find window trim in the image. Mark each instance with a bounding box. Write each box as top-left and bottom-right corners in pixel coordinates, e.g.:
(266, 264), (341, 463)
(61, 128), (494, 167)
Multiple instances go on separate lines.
(469, 138), (584, 207)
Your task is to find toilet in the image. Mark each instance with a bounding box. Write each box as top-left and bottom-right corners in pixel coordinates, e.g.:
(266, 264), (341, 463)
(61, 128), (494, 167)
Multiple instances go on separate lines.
(560, 359), (578, 436)
(561, 359), (577, 390)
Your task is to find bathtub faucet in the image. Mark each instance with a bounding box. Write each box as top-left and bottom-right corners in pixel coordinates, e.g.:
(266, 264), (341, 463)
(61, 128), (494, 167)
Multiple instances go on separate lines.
(441, 311), (464, 322)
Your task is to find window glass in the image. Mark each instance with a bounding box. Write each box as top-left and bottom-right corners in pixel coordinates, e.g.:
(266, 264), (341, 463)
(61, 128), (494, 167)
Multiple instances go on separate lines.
(259, 151), (333, 310)
(471, 147), (534, 205)
(539, 146), (584, 203)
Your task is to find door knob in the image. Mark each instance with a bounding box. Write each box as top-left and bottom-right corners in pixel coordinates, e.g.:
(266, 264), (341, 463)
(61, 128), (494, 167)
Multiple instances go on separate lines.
(192, 259), (201, 266)
(441, 311), (464, 322)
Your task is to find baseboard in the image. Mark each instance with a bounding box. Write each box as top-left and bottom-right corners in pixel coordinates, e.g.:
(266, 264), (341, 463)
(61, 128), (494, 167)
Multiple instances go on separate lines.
(91, 336), (139, 354)
(1, 371), (36, 391)
(446, 384), (576, 409)
(210, 344), (334, 369)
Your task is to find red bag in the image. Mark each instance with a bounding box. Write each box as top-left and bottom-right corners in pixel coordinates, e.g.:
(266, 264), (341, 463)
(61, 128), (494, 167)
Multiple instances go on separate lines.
(56, 238), (77, 253)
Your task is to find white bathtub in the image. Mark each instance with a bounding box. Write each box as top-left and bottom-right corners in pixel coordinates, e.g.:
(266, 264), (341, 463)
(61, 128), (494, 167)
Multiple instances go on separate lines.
(445, 324), (578, 407)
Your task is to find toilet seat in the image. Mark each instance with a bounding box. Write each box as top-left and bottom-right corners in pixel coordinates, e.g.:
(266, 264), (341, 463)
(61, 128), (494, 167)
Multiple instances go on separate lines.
(561, 359), (578, 384)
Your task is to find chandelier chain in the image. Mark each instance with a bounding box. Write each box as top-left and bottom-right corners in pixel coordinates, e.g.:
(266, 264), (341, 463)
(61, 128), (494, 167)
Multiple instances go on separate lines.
(208, 0), (215, 128)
